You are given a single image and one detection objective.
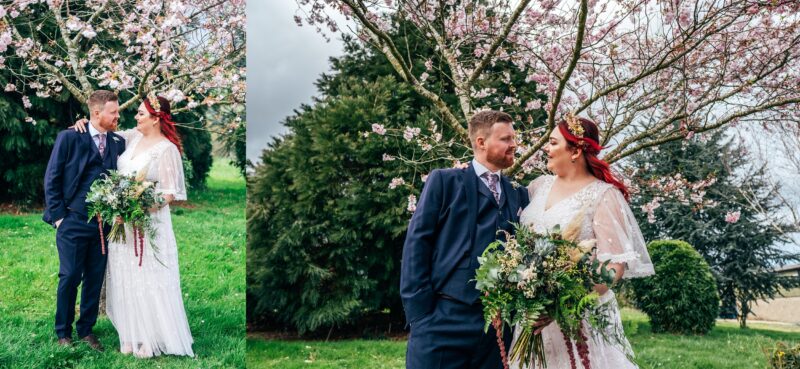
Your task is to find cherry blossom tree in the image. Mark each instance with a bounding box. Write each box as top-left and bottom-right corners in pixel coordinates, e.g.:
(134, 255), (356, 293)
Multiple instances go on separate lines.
(295, 0), (800, 216)
(0, 0), (245, 125)
(296, 0), (800, 168)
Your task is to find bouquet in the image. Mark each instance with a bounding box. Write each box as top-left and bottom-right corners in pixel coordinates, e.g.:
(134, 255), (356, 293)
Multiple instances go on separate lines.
(85, 166), (164, 266)
(475, 210), (619, 369)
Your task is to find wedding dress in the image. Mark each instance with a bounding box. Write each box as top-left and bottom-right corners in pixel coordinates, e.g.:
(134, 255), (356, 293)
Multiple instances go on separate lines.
(510, 175), (654, 369)
(105, 129), (194, 357)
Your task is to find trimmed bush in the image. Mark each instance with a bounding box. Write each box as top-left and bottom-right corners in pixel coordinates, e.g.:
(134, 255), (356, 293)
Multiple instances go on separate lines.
(630, 240), (719, 334)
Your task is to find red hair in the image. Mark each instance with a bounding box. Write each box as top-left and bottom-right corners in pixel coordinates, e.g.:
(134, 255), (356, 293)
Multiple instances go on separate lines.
(557, 117), (630, 201)
(143, 95), (183, 154)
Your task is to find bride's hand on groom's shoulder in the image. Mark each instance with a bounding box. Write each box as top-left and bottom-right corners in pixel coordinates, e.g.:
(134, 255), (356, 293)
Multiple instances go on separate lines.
(70, 118), (89, 133)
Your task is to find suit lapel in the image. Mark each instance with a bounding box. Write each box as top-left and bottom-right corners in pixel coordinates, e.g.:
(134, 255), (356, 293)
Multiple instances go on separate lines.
(104, 133), (118, 168)
(462, 165), (478, 251)
(500, 176), (516, 217)
(476, 178), (495, 202)
(80, 129), (101, 159)
(78, 130), (98, 176)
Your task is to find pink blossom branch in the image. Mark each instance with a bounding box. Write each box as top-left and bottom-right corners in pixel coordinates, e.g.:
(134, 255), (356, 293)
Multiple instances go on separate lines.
(340, 0), (469, 142)
(50, 3), (93, 94)
(607, 96), (800, 163)
(464, 0), (532, 91)
(507, 0), (589, 175)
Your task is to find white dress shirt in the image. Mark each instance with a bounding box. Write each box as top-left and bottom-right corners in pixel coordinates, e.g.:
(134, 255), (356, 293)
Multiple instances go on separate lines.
(88, 122), (106, 151)
(472, 158), (502, 197)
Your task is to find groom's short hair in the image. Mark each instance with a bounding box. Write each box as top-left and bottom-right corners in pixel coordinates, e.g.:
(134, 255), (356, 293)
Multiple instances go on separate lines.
(88, 90), (118, 112)
(468, 110), (513, 148)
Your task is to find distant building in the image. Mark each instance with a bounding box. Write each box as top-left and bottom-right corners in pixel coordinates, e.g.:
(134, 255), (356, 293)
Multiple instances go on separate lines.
(749, 264), (800, 324)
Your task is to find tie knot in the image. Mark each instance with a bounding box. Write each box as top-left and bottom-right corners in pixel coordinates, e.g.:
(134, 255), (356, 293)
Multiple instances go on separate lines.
(482, 172), (498, 184)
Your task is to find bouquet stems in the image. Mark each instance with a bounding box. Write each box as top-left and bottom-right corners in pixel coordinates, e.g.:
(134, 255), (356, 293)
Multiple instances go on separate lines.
(107, 222), (126, 244)
(510, 327), (546, 368)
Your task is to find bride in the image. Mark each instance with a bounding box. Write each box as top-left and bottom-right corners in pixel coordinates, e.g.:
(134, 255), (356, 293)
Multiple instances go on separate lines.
(511, 114), (654, 369)
(74, 94), (194, 358)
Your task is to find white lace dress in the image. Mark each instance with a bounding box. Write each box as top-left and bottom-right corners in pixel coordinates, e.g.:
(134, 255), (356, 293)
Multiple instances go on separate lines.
(105, 129), (194, 357)
(510, 175), (654, 369)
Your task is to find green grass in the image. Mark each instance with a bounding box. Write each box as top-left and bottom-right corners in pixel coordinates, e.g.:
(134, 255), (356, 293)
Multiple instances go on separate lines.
(0, 160), (245, 369)
(246, 309), (800, 369)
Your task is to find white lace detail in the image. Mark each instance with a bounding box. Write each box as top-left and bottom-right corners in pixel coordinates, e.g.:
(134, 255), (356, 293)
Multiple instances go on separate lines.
(596, 251), (641, 264)
(510, 175), (654, 369)
(104, 132), (194, 357)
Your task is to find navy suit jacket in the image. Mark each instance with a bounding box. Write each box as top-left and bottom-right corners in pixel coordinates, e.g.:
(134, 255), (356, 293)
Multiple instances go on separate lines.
(400, 163), (530, 324)
(42, 128), (125, 227)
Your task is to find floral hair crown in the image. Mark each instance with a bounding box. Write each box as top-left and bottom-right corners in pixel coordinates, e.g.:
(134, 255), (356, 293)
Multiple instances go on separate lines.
(147, 92), (162, 113)
(561, 112), (604, 153)
(565, 112), (584, 139)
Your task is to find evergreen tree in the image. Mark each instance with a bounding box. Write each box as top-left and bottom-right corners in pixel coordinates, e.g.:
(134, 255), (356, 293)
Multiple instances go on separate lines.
(0, 84), (82, 204)
(247, 75), (437, 333)
(247, 23), (548, 332)
(628, 133), (800, 328)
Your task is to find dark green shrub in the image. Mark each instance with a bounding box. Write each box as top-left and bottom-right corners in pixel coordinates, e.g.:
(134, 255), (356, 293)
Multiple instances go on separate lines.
(630, 240), (719, 334)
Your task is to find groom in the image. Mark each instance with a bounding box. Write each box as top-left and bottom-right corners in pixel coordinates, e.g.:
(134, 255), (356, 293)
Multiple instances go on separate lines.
(43, 90), (124, 351)
(401, 110), (530, 369)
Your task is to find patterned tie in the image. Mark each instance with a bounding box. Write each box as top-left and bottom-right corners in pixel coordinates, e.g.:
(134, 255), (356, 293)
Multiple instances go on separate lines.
(98, 133), (106, 158)
(482, 172), (500, 204)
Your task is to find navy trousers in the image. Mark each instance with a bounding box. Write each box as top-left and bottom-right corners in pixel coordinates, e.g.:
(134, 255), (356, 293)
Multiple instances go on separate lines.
(406, 296), (511, 369)
(54, 212), (108, 339)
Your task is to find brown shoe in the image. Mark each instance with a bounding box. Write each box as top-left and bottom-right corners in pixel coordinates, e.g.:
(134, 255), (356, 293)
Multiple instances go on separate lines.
(80, 334), (104, 352)
(57, 338), (72, 347)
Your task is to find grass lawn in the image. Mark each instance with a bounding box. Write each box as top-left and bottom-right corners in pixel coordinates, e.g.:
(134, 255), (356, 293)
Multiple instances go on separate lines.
(0, 160), (245, 369)
(247, 309), (800, 369)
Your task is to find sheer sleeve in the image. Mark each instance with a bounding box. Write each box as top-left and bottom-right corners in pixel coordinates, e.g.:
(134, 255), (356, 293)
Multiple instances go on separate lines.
(527, 175), (551, 200)
(592, 187), (655, 279)
(116, 128), (140, 142)
(156, 143), (187, 201)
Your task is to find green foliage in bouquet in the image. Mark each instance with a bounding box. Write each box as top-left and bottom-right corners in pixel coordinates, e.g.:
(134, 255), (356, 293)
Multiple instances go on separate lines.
(765, 341), (800, 369)
(630, 240), (719, 335)
(475, 212), (618, 368)
(86, 169), (164, 266)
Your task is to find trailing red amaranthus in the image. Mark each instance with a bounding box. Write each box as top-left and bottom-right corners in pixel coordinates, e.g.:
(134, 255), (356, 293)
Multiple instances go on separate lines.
(96, 214), (106, 255)
(138, 227), (145, 267)
(576, 321), (591, 369)
(493, 313), (510, 369)
(562, 329), (577, 369)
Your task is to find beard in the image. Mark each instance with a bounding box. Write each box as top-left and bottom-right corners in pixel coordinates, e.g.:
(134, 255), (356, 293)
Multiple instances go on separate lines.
(99, 118), (117, 131)
(486, 148), (515, 169)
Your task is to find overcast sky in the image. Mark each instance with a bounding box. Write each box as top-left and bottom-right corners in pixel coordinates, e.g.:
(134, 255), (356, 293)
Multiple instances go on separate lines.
(246, 2), (347, 163)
